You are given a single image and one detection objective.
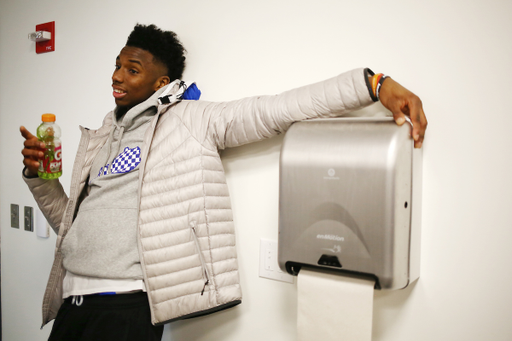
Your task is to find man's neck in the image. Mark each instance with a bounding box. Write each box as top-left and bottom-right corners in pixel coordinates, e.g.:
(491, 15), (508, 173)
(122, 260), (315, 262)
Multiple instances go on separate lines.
(116, 107), (128, 121)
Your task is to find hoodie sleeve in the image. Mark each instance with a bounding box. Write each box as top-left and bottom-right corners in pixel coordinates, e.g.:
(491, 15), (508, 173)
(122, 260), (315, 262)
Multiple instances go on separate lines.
(191, 68), (373, 150)
(22, 169), (69, 234)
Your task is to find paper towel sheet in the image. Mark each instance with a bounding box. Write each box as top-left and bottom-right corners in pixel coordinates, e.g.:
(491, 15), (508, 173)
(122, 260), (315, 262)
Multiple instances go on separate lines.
(297, 269), (375, 341)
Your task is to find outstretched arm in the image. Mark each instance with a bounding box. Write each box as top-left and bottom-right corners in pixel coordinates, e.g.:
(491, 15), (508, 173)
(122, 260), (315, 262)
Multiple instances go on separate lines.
(198, 68), (375, 150)
(181, 68), (426, 150)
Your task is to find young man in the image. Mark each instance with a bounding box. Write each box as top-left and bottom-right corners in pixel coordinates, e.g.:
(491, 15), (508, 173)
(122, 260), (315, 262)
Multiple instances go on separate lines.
(21, 24), (427, 341)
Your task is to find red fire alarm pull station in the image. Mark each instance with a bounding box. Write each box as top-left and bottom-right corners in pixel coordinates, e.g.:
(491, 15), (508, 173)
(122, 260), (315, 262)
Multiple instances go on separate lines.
(30, 21), (55, 54)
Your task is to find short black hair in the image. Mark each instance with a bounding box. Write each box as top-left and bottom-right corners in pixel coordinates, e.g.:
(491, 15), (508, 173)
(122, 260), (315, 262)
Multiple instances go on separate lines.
(125, 24), (186, 80)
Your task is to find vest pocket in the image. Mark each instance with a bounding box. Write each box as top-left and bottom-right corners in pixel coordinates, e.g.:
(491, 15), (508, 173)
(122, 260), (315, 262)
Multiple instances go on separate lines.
(189, 221), (211, 295)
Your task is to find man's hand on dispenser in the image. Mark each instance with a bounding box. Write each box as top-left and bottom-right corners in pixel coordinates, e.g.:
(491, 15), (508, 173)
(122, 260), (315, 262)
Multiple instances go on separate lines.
(20, 126), (44, 177)
(378, 78), (427, 148)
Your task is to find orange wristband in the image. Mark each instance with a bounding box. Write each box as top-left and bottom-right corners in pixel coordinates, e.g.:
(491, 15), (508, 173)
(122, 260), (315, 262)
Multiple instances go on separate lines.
(372, 73), (384, 98)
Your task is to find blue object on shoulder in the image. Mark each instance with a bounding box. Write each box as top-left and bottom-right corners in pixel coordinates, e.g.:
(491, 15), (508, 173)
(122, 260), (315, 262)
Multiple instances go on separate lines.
(182, 83), (201, 100)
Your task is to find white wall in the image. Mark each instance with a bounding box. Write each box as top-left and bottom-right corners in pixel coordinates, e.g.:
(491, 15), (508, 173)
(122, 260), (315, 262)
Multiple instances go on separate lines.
(1, 0), (511, 340)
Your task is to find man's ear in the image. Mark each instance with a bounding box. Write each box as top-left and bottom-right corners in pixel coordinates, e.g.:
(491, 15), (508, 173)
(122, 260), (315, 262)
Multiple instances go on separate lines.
(155, 76), (171, 90)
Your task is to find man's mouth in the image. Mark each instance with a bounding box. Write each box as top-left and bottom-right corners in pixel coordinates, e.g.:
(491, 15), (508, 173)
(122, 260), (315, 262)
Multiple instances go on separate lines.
(113, 88), (127, 99)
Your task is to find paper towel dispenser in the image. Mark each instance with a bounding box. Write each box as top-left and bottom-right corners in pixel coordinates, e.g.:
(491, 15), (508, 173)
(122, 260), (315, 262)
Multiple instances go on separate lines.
(278, 117), (422, 290)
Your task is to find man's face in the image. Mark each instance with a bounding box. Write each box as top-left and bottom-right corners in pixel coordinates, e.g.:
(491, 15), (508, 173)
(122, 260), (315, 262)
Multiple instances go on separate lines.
(112, 46), (170, 110)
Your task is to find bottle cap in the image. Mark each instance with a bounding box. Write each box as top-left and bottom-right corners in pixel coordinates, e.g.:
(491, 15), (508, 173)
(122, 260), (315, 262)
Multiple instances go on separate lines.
(41, 113), (56, 122)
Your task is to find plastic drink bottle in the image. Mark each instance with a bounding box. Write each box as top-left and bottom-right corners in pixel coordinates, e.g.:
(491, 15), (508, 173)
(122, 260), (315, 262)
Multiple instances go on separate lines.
(37, 113), (62, 179)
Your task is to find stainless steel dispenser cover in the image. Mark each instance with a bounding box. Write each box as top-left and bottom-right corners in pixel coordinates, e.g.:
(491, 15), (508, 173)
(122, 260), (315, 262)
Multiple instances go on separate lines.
(278, 118), (422, 289)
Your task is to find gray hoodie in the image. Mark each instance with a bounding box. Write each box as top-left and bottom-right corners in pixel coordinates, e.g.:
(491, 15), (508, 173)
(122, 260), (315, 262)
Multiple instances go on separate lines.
(61, 89), (164, 279)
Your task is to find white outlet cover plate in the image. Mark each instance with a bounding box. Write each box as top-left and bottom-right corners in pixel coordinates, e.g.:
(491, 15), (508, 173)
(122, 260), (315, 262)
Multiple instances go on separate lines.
(259, 238), (294, 283)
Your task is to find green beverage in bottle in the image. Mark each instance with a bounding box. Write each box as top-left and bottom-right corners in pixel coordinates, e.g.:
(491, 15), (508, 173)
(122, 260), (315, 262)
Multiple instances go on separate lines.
(37, 113), (62, 179)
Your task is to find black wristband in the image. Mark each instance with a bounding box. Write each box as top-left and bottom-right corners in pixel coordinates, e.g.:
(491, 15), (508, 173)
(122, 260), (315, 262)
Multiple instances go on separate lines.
(376, 75), (389, 100)
(364, 68), (378, 102)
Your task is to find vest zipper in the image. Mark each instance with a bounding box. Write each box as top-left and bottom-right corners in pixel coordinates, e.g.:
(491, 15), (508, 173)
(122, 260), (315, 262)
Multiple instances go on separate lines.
(189, 221), (210, 295)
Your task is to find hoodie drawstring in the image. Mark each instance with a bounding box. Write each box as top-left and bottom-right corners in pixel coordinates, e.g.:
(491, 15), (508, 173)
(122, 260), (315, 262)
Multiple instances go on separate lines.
(100, 126), (125, 175)
(112, 126), (125, 162)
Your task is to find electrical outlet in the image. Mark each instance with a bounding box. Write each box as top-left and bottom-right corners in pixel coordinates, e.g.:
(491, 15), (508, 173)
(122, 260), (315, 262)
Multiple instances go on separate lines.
(24, 206), (34, 232)
(11, 204), (19, 228)
(259, 239), (294, 283)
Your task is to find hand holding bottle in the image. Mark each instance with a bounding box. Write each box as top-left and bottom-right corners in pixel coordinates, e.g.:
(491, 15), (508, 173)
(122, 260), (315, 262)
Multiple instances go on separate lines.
(36, 114), (62, 179)
(20, 126), (44, 177)
(20, 114), (63, 179)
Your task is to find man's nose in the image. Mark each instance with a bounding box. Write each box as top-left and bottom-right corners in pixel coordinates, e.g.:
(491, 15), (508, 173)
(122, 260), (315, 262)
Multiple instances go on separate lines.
(112, 69), (122, 83)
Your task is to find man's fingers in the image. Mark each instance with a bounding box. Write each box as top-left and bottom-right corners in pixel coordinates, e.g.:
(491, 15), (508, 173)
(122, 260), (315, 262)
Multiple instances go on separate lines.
(415, 107), (427, 148)
(21, 126), (45, 149)
(20, 126), (36, 140)
(391, 100), (427, 149)
(392, 110), (406, 126)
(379, 77), (427, 148)
(22, 146), (43, 159)
(22, 147), (41, 176)
(23, 157), (40, 170)
(20, 126), (42, 176)
(23, 158), (40, 177)
(407, 97), (427, 147)
(389, 93), (427, 148)
(408, 98), (421, 140)
(24, 138), (44, 149)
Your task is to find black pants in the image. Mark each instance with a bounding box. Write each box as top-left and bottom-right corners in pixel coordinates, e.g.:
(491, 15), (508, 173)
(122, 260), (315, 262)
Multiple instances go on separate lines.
(48, 292), (164, 341)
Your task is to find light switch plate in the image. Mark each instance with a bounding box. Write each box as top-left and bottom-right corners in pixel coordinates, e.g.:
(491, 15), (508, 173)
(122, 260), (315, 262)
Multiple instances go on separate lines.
(11, 204), (19, 228)
(259, 239), (294, 283)
(24, 206), (34, 232)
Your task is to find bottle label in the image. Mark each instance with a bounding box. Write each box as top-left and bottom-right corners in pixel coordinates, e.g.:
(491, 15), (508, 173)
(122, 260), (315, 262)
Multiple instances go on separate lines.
(39, 144), (62, 174)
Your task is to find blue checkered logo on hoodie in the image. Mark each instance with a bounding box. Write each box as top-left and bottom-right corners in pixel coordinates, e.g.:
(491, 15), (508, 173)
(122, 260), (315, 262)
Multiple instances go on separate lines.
(111, 146), (141, 174)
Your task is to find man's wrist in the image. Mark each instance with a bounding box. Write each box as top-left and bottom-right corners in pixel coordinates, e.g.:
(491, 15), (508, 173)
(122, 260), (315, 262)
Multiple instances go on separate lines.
(375, 74), (389, 100)
(364, 68), (390, 102)
(23, 167), (39, 179)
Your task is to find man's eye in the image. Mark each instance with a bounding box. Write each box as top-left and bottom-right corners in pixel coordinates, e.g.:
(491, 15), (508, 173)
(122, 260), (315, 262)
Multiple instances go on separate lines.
(114, 65), (120, 70)
(129, 69), (139, 74)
